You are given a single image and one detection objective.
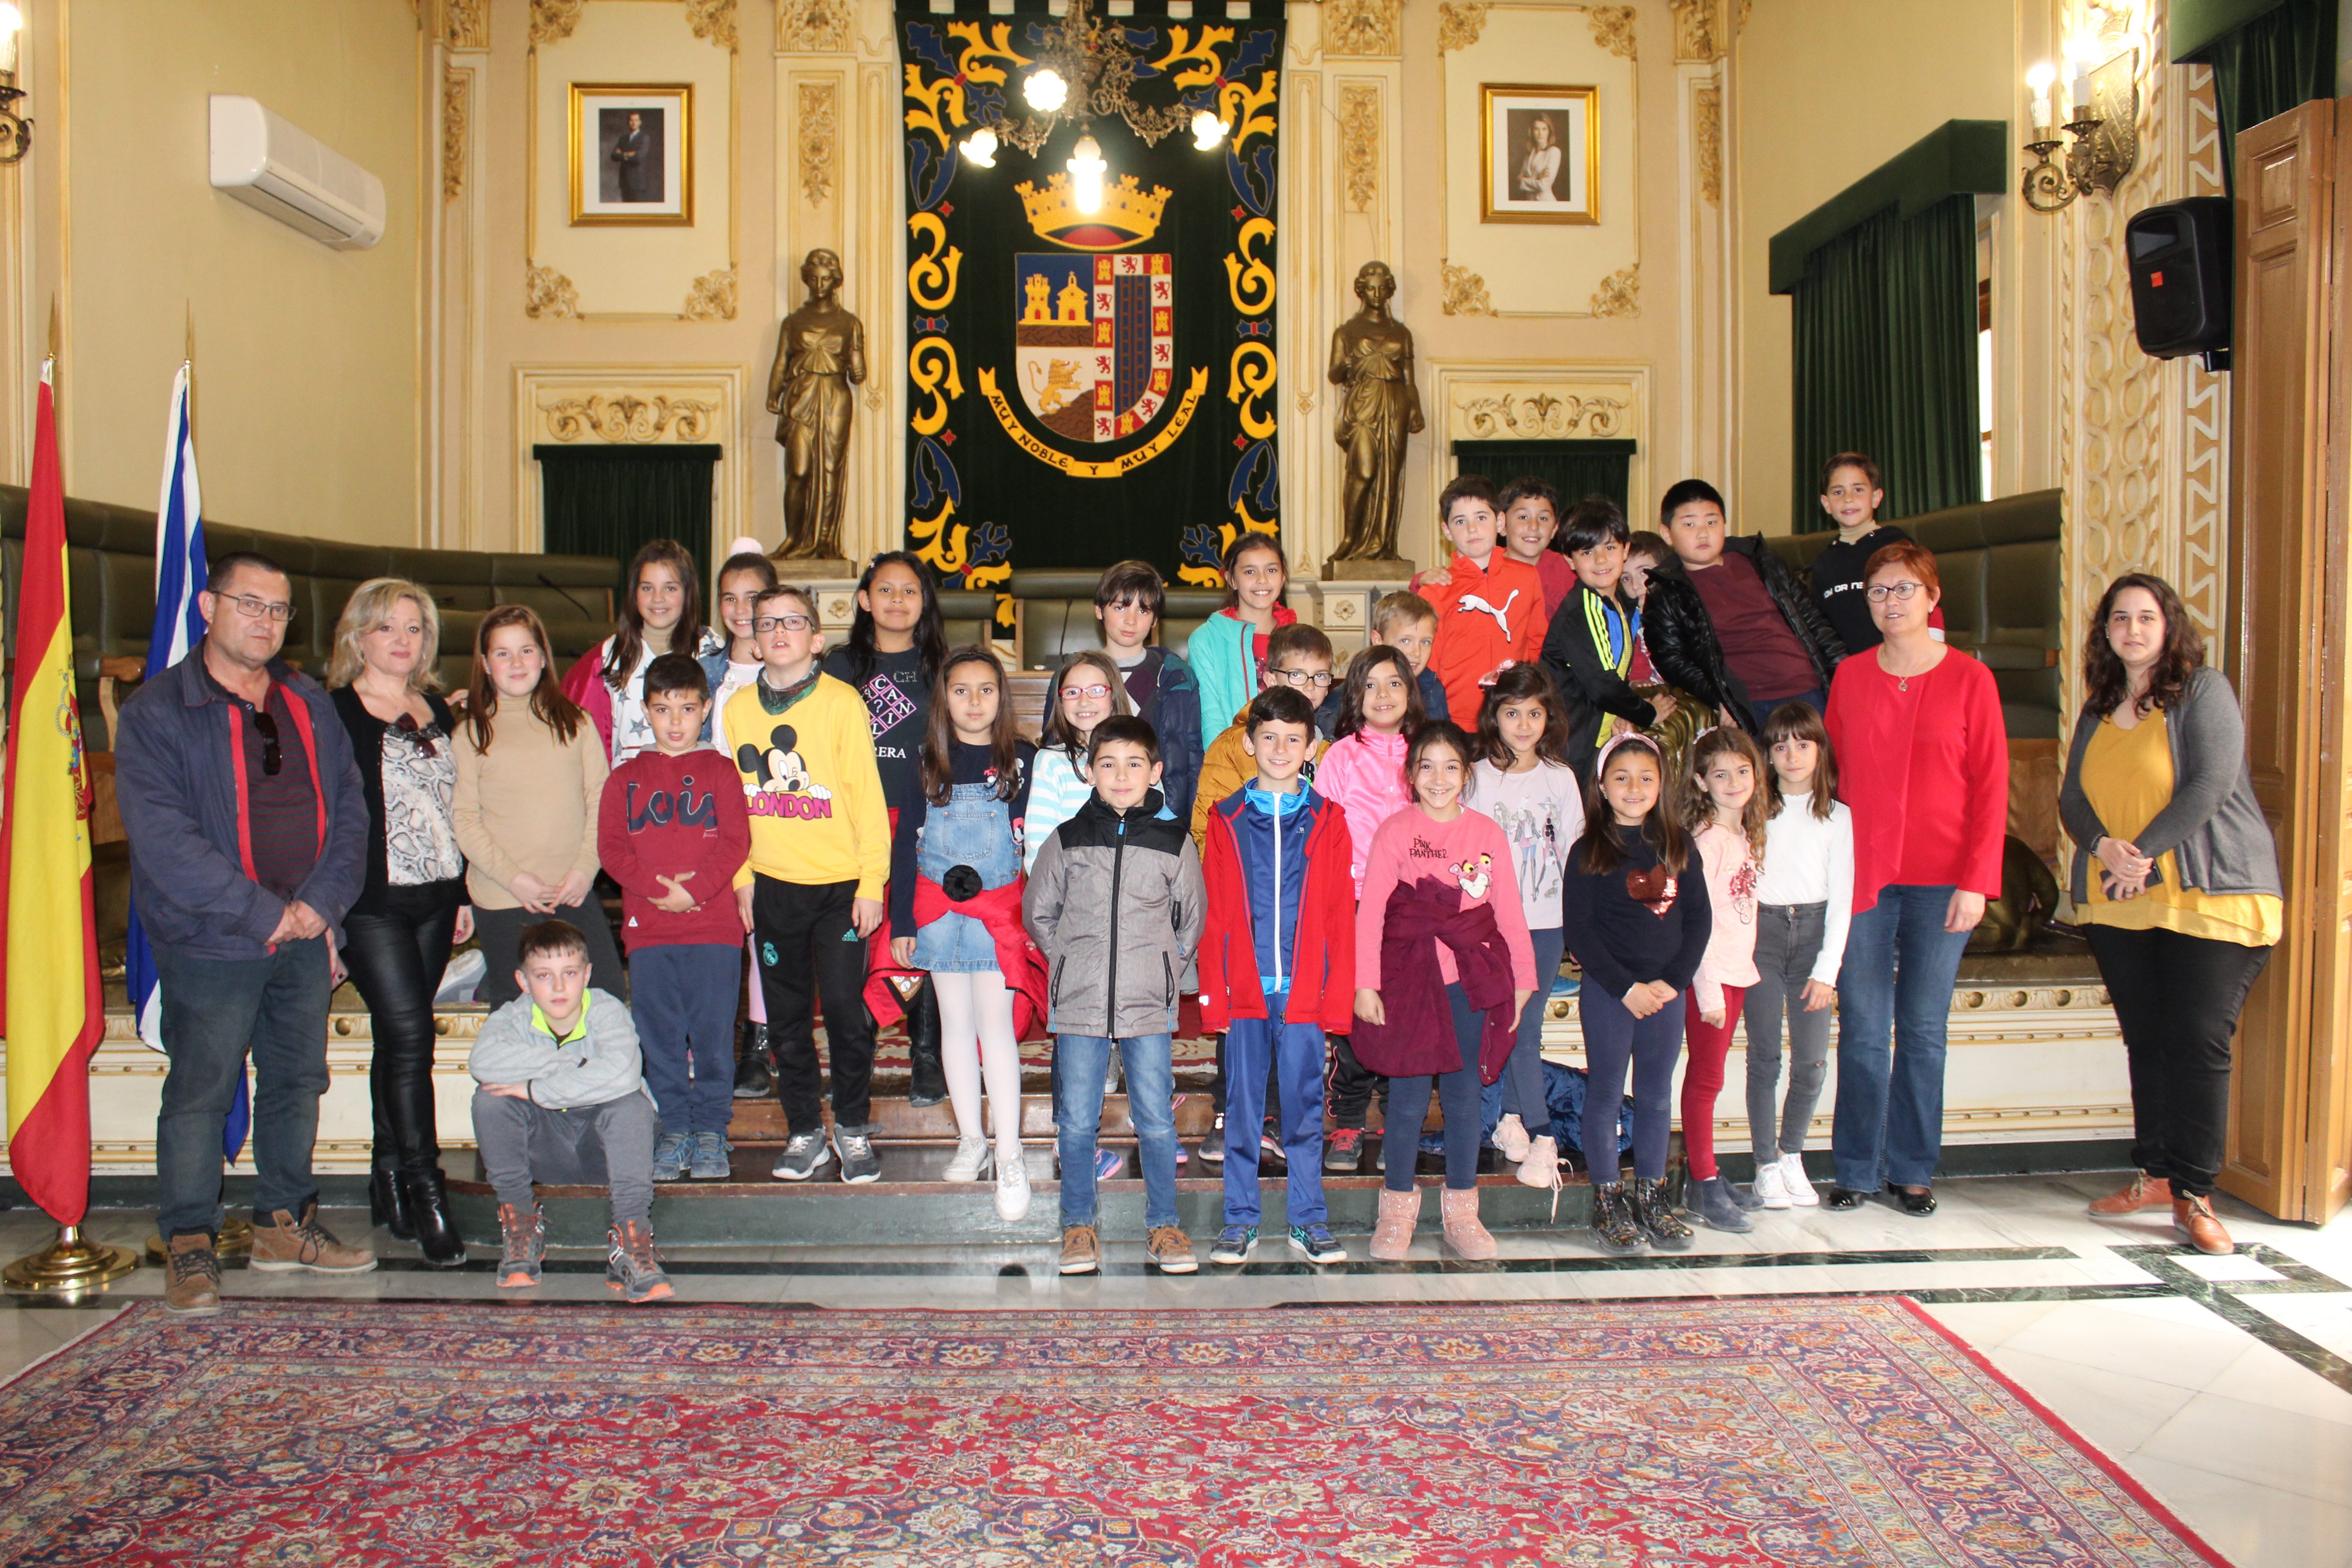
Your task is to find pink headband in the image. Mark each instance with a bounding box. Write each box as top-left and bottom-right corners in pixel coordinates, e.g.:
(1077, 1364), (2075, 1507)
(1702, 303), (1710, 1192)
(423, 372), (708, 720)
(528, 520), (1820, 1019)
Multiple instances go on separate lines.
(1595, 729), (1662, 774)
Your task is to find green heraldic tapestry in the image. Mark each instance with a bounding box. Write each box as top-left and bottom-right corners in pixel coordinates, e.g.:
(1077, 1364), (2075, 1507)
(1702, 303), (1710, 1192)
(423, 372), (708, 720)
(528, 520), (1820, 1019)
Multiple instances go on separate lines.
(897, 0), (1284, 614)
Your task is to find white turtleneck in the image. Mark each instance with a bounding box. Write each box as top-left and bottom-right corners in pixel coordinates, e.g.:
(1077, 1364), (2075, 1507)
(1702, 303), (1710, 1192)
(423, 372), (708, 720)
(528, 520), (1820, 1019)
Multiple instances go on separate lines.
(1756, 787), (1855, 987)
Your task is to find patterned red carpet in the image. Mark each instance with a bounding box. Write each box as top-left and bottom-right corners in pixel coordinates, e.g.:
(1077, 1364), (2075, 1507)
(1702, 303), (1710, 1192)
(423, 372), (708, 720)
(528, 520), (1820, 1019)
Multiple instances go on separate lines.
(0, 1297), (2225, 1566)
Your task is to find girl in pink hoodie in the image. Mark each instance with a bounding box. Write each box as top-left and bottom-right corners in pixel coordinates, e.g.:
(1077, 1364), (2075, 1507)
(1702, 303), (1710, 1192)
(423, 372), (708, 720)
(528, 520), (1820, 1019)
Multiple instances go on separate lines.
(1317, 645), (1425, 892)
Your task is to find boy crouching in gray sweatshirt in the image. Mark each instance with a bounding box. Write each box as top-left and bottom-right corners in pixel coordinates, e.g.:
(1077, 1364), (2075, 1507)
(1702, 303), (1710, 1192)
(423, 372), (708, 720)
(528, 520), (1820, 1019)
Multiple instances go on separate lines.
(469, 918), (671, 1303)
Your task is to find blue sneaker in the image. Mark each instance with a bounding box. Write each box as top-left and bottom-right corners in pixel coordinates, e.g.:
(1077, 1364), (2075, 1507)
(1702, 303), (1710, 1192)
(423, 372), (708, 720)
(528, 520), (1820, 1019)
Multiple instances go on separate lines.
(1551, 972), (1581, 998)
(1289, 1223), (1346, 1265)
(1096, 1146), (1125, 1182)
(650, 1130), (691, 1183)
(689, 1130), (732, 1180)
(1210, 1225), (1258, 1264)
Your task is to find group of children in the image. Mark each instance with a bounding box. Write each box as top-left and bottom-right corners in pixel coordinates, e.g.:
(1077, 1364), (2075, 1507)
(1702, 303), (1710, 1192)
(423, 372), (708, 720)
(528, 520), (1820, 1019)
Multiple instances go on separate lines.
(461, 457), (1892, 1291)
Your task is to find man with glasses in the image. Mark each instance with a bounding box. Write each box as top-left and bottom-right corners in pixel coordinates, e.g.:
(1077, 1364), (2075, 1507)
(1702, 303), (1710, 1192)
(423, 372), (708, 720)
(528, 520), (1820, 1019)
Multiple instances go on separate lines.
(1658, 477), (1845, 732)
(113, 552), (374, 1314)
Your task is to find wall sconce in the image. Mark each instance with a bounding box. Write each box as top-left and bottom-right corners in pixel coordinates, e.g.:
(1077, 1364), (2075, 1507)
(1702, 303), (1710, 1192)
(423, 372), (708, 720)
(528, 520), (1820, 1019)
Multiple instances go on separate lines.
(2020, 37), (2136, 212)
(0, 3), (29, 165)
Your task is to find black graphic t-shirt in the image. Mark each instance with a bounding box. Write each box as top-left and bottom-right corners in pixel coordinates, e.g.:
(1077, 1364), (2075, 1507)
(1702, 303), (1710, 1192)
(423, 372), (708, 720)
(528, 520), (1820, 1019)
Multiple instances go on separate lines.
(822, 644), (929, 811)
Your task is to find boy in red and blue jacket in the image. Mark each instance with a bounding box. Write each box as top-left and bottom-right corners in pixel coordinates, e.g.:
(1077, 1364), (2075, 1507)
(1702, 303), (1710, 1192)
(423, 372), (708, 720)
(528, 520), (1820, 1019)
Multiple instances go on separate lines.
(1198, 686), (1356, 1267)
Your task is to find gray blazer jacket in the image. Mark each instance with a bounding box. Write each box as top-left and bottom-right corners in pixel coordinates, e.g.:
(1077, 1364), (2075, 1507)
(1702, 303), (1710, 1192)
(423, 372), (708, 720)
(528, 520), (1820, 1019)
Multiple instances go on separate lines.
(2058, 666), (2283, 909)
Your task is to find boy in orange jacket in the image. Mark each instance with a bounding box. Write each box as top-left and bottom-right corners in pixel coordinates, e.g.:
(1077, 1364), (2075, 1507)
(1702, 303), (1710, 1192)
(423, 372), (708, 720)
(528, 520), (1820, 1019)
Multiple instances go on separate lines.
(1413, 474), (1548, 723)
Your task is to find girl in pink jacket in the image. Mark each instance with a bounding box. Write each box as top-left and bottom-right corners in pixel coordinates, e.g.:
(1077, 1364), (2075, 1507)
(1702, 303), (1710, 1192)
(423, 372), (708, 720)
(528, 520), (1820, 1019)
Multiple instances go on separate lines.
(1317, 645), (1425, 892)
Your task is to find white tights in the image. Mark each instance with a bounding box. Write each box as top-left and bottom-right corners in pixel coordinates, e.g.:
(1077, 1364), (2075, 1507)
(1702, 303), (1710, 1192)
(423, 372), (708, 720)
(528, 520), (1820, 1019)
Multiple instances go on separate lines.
(930, 969), (1024, 1153)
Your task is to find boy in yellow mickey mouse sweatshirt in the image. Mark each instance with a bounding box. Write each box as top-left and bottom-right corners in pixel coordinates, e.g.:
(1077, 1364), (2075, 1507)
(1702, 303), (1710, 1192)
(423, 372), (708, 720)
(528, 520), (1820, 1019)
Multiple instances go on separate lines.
(721, 585), (892, 1182)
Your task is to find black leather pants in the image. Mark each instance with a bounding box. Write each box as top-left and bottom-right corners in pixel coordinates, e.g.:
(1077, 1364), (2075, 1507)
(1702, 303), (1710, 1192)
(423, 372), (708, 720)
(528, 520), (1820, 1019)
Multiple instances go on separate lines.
(342, 882), (464, 1176)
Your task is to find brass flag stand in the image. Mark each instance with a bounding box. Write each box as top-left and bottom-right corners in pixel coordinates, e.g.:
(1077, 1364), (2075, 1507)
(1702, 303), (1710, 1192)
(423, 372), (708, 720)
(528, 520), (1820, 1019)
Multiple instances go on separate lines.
(3, 1223), (136, 1292)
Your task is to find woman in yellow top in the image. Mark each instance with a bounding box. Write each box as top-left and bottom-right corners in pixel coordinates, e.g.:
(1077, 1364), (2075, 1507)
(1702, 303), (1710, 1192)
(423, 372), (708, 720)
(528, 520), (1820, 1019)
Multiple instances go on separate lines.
(2059, 573), (2282, 1254)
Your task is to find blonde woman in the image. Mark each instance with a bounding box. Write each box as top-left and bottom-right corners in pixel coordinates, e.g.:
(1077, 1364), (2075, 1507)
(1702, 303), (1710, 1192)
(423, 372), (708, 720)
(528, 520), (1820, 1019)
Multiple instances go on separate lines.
(327, 578), (471, 1268)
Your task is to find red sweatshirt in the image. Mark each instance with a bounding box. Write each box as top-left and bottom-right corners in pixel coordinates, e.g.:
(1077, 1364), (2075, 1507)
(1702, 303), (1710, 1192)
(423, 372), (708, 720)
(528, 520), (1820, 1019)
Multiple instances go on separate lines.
(1824, 648), (2008, 916)
(1412, 553), (1548, 726)
(597, 746), (753, 947)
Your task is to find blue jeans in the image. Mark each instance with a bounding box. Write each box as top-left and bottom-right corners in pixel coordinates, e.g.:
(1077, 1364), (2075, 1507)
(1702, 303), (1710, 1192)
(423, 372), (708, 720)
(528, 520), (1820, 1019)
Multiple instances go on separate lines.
(1749, 686), (1827, 735)
(1833, 883), (1971, 1190)
(1221, 1012), (1328, 1227)
(630, 943), (740, 1137)
(152, 936), (334, 1239)
(1055, 1032), (1178, 1228)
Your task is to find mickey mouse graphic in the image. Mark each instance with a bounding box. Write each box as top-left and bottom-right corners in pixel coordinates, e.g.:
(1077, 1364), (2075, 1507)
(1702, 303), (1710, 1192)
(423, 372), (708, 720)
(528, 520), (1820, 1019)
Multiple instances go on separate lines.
(1452, 852), (1494, 902)
(737, 722), (832, 800)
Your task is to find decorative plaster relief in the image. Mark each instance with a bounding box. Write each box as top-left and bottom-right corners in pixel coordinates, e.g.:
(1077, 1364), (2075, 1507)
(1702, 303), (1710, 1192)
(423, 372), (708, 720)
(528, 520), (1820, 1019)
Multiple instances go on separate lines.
(443, 69), (469, 203)
(684, 266), (739, 321)
(1436, 3), (1488, 53)
(1589, 263), (1640, 318)
(444, 0), (488, 50)
(1694, 84), (1722, 206)
(1339, 85), (1380, 215)
(539, 393), (720, 443)
(1322, 0), (1402, 58)
(778, 0), (856, 53)
(799, 81), (839, 207)
(1440, 259), (1495, 317)
(1588, 5), (1637, 60)
(524, 264), (579, 319)
(1670, 0), (1720, 62)
(1455, 390), (1627, 438)
(530, 0), (583, 47)
(687, 0), (739, 51)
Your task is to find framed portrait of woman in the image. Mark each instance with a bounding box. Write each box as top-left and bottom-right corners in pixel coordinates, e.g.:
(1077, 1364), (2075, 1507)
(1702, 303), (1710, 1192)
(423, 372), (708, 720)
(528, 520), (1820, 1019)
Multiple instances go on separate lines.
(569, 83), (694, 225)
(1480, 84), (1598, 225)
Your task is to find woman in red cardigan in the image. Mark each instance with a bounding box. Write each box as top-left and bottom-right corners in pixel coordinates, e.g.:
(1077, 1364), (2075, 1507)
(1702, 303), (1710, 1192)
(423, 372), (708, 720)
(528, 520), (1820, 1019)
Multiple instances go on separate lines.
(1823, 540), (2006, 1215)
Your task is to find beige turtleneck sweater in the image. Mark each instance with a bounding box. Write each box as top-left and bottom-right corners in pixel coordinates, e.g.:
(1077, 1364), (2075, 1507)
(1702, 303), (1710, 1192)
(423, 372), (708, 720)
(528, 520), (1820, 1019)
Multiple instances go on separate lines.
(451, 693), (608, 909)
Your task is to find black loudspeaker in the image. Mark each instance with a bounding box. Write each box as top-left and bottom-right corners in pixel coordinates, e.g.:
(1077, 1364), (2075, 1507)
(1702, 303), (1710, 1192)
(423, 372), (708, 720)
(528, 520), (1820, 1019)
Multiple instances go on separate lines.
(2127, 196), (2232, 367)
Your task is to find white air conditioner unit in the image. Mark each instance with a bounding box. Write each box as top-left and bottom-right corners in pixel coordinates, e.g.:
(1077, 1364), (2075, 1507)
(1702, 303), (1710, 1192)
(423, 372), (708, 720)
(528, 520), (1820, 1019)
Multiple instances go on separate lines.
(207, 95), (385, 250)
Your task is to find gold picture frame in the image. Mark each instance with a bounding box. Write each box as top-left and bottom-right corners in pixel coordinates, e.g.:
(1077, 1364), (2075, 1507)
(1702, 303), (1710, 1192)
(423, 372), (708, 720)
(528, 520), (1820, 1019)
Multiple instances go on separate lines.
(569, 82), (695, 226)
(1480, 83), (1598, 225)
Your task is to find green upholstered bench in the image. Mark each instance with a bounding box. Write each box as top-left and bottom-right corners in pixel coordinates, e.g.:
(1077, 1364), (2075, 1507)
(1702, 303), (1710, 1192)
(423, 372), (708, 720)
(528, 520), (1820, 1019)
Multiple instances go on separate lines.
(1004, 569), (1230, 671)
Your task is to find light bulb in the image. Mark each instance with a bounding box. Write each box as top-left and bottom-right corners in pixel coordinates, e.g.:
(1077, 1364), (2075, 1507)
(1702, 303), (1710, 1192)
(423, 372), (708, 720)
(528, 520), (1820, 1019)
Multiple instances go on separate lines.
(1024, 69), (1068, 113)
(1191, 110), (1228, 150)
(960, 127), (999, 168)
(1068, 134), (1106, 214)
(0, 3), (21, 75)
(2025, 62), (2055, 96)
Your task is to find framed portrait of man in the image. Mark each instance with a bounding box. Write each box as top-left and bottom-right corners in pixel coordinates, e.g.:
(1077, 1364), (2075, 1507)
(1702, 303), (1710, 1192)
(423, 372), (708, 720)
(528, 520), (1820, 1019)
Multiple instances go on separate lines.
(1480, 84), (1598, 225)
(569, 83), (694, 225)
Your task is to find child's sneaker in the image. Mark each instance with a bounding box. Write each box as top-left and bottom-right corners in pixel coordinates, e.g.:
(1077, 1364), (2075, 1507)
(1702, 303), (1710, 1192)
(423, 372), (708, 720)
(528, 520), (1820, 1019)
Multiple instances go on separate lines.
(1197, 1112), (1226, 1165)
(1289, 1224), (1346, 1265)
(1323, 1127), (1364, 1172)
(833, 1125), (882, 1185)
(606, 1220), (673, 1303)
(496, 1203), (546, 1288)
(1146, 1225), (1197, 1274)
(1780, 1153), (1820, 1207)
(650, 1130), (691, 1183)
(1210, 1225), (1258, 1264)
(1059, 1223), (1101, 1274)
(771, 1130), (833, 1181)
(1750, 1160), (1792, 1209)
(1095, 1146), (1125, 1182)
(994, 1152), (1032, 1222)
(942, 1136), (992, 1183)
(690, 1131), (733, 1180)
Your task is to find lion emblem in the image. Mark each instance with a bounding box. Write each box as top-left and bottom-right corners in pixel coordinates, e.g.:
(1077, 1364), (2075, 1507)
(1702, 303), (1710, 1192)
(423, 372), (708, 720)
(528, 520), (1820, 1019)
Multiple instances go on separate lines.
(1024, 357), (1082, 416)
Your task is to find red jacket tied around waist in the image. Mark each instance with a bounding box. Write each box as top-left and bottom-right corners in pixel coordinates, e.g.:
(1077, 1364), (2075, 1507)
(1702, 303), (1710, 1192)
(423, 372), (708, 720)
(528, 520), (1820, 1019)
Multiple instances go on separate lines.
(1350, 877), (1522, 1081)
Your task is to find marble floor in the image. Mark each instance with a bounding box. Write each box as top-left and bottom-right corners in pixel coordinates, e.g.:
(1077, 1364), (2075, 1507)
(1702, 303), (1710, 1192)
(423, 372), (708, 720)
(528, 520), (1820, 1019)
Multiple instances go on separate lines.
(2, 1172), (2347, 1568)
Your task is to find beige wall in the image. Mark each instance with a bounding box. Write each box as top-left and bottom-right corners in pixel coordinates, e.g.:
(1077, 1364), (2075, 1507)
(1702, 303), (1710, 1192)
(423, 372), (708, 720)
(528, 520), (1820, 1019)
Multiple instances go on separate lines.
(44, 0), (425, 543)
(1730, 0), (2010, 534)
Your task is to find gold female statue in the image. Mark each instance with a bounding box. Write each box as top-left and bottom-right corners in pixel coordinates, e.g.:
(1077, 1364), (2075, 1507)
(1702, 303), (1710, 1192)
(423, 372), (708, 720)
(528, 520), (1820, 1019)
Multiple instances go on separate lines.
(768, 249), (867, 562)
(1326, 260), (1425, 567)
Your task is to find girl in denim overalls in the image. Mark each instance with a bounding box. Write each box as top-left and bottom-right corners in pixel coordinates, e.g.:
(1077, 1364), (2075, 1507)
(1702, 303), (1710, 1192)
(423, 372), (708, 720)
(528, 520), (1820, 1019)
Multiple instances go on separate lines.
(888, 647), (1038, 1220)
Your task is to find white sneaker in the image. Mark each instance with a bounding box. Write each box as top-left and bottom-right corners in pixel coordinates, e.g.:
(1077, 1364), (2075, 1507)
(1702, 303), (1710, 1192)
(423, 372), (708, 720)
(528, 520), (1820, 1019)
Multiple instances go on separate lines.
(1492, 1113), (1533, 1163)
(994, 1147), (1032, 1222)
(1750, 1160), (1792, 1210)
(1781, 1153), (1819, 1206)
(942, 1136), (992, 1184)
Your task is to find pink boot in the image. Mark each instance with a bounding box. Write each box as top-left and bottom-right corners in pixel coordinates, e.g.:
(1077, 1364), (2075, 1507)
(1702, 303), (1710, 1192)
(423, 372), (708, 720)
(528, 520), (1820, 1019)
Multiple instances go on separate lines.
(1441, 1186), (1497, 1261)
(1369, 1186), (1422, 1260)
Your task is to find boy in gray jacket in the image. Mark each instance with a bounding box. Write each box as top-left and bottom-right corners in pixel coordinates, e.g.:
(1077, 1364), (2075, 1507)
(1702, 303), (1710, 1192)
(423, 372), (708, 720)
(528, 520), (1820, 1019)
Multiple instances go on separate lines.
(469, 919), (672, 1303)
(1023, 715), (1206, 1278)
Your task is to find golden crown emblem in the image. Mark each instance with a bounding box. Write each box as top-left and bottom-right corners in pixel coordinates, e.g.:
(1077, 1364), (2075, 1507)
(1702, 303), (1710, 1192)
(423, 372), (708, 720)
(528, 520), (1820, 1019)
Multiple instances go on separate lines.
(1015, 172), (1173, 250)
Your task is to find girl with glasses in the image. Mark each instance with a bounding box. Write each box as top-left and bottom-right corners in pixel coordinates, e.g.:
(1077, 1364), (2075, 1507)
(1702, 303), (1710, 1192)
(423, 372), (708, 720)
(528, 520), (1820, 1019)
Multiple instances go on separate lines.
(1023, 650), (1132, 874)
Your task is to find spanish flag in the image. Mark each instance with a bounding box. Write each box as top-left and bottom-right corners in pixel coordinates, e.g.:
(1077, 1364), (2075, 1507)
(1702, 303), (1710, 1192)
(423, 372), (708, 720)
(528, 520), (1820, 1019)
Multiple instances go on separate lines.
(0, 364), (101, 1225)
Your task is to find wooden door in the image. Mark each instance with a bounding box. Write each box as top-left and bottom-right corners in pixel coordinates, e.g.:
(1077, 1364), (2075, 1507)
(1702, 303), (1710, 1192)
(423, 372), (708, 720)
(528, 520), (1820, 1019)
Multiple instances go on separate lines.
(2222, 99), (2343, 1221)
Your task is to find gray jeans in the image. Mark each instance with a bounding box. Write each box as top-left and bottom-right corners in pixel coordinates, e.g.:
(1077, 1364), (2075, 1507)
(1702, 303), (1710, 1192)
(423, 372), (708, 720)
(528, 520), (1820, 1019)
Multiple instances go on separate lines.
(1742, 902), (1832, 1164)
(470, 1088), (657, 1227)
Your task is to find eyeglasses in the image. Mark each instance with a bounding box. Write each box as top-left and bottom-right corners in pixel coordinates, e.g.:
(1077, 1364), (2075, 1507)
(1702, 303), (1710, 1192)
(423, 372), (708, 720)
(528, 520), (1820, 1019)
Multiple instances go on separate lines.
(1060, 683), (1114, 701)
(1270, 667), (1333, 691)
(251, 707), (283, 776)
(393, 711), (439, 759)
(220, 594), (296, 623)
(1865, 581), (1924, 603)
(754, 615), (814, 634)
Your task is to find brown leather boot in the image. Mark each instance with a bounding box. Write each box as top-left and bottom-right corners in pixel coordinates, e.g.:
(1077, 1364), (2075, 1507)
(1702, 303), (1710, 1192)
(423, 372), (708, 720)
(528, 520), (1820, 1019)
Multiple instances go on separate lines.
(2173, 1193), (2233, 1255)
(249, 1203), (377, 1274)
(2088, 1173), (2172, 1215)
(1369, 1185), (1422, 1260)
(163, 1232), (223, 1315)
(1439, 1186), (1497, 1261)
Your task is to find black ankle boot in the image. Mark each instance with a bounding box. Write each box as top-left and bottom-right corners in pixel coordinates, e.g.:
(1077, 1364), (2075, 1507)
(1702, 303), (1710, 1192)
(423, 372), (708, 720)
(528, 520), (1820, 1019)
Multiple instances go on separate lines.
(370, 1166), (415, 1241)
(733, 1020), (774, 1099)
(399, 1167), (468, 1268)
(1589, 1182), (1646, 1255)
(1630, 1177), (1695, 1250)
(906, 980), (949, 1108)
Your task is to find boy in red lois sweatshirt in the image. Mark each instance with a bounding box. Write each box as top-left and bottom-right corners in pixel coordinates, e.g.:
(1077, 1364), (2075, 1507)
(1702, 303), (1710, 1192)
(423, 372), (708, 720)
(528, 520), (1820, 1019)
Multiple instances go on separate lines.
(598, 653), (753, 1182)
(1413, 474), (1548, 724)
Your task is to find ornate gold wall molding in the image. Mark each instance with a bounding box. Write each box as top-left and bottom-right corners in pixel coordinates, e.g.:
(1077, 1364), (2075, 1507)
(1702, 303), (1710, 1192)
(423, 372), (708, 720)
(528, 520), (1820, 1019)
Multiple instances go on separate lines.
(1588, 5), (1637, 60)
(524, 263), (580, 319)
(1693, 83), (1722, 206)
(1590, 262), (1640, 318)
(1323, 0), (1402, 58)
(683, 266), (739, 321)
(443, 0), (488, 50)
(539, 393), (721, 443)
(687, 0), (739, 52)
(515, 365), (746, 556)
(2178, 66), (2229, 645)
(1456, 390), (1628, 438)
(1436, 2), (1488, 53)
(798, 81), (839, 207)
(442, 69), (470, 203)
(1670, 0), (1722, 62)
(529, 0), (584, 47)
(1339, 84), (1380, 215)
(778, 0), (856, 53)
(1429, 358), (1651, 502)
(1440, 259), (1494, 317)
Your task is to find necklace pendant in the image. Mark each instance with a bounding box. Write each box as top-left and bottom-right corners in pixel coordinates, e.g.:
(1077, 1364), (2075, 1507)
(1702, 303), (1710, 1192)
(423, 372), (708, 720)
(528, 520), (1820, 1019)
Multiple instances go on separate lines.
(1898, 676), (1909, 691)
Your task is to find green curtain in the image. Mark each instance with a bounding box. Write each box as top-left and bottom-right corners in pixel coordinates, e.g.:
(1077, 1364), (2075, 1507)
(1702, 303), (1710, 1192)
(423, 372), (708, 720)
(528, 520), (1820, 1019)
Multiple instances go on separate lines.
(2180, 0), (2337, 192)
(1788, 195), (1980, 533)
(1451, 439), (1638, 522)
(533, 444), (719, 592)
